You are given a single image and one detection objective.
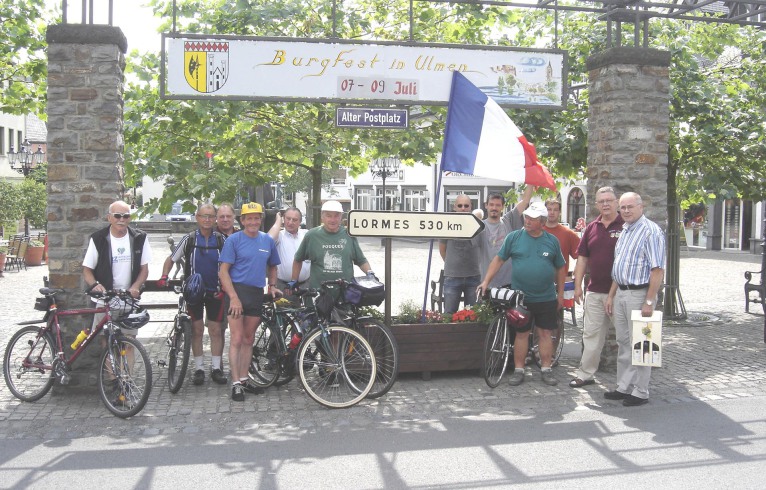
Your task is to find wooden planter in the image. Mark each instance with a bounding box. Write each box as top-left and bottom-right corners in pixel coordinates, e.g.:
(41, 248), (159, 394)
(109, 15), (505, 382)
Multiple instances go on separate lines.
(24, 246), (45, 266)
(0, 252), (6, 272)
(390, 322), (488, 380)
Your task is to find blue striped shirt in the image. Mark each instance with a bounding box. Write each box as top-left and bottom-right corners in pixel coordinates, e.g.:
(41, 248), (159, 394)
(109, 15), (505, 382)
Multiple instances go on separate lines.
(611, 215), (666, 286)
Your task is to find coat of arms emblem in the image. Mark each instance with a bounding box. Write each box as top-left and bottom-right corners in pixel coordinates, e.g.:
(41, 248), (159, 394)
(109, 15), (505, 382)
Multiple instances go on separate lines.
(184, 41), (229, 93)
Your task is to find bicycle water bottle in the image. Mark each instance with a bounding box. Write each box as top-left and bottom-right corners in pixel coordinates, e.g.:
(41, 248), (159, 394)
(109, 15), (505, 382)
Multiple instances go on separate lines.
(70, 329), (89, 350)
(287, 332), (302, 351)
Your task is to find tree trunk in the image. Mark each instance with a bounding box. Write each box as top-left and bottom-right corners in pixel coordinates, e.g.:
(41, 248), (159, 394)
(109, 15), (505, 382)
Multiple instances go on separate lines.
(663, 154), (687, 319)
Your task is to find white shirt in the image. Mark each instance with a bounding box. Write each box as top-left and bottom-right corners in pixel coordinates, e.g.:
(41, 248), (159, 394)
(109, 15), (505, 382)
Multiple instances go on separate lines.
(83, 231), (152, 291)
(275, 229), (310, 282)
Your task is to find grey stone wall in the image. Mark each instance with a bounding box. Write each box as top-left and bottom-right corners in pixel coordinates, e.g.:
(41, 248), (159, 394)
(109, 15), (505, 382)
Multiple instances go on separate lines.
(46, 25), (127, 389)
(586, 47), (671, 371)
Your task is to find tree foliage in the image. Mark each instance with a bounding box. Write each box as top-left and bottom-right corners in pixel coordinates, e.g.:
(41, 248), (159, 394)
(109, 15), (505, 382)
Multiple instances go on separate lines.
(0, 0), (54, 116)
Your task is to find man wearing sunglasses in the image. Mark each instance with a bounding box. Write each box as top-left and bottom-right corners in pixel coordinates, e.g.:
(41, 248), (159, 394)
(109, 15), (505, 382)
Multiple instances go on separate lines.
(83, 200), (152, 336)
(439, 194), (483, 314)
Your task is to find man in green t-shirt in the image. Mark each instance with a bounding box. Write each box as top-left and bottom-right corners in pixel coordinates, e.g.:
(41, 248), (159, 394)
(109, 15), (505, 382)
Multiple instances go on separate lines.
(290, 200), (373, 292)
(477, 201), (566, 387)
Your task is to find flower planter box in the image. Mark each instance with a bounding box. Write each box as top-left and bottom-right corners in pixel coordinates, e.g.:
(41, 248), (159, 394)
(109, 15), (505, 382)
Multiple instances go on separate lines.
(390, 322), (488, 380)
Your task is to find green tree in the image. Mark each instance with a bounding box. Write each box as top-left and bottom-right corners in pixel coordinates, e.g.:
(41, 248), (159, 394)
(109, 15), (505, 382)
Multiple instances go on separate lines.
(0, 180), (22, 237)
(0, 0), (54, 116)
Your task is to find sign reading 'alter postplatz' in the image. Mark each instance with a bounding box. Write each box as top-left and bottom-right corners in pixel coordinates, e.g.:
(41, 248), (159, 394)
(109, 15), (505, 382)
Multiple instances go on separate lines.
(336, 108), (408, 128)
(162, 35), (567, 109)
(347, 211), (485, 239)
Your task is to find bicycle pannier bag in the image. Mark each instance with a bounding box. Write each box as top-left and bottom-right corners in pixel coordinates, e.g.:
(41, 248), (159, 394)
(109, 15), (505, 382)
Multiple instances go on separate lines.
(344, 276), (386, 307)
(315, 291), (336, 320)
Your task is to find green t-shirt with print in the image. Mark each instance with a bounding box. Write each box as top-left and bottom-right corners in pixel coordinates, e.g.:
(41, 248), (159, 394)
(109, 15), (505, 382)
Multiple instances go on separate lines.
(294, 225), (368, 290)
(497, 229), (565, 302)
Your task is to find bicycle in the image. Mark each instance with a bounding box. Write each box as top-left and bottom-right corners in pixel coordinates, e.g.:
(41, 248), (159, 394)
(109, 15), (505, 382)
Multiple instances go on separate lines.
(250, 285), (377, 409)
(156, 285), (192, 394)
(3, 281), (153, 418)
(482, 287), (565, 388)
(329, 278), (399, 399)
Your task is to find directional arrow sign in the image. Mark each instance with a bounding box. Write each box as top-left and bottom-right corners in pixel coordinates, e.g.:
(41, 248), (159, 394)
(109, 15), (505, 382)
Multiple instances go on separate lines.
(347, 211), (484, 239)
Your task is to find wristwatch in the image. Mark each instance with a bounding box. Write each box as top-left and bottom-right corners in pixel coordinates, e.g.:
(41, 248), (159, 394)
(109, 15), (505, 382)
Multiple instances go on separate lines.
(645, 299), (653, 306)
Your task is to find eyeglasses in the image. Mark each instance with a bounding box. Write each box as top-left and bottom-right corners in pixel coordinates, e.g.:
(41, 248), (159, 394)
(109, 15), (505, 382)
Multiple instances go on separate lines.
(197, 214), (216, 220)
(620, 204), (639, 211)
(596, 199), (616, 206)
(110, 213), (131, 219)
(455, 204), (471, 209)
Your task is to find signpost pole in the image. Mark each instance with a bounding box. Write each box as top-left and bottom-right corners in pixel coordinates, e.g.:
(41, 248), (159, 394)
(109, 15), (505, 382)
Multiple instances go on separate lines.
(371, 158), (401, 326)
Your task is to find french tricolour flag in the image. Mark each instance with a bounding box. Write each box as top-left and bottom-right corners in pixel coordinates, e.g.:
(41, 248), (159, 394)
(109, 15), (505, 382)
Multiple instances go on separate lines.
(441, 71), (557, 191)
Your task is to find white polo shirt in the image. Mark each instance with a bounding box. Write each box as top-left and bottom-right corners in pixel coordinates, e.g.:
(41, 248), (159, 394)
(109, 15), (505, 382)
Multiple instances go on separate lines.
(275, 228), (310, 283)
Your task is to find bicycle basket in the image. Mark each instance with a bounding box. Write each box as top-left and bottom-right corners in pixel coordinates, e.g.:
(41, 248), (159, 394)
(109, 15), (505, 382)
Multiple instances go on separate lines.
(344, 276), (385, 307)
(34, 296), (51, 311)
(489, 287), (516, 304)
(315, 291), (336, 320)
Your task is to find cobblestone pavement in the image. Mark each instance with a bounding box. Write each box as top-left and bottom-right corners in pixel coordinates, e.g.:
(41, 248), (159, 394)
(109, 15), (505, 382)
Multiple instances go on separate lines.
(1, 234), (764, 439)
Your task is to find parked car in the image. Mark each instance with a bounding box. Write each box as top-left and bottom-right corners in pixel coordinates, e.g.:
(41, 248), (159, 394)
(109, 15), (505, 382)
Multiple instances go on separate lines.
(165, 201), (194, 222)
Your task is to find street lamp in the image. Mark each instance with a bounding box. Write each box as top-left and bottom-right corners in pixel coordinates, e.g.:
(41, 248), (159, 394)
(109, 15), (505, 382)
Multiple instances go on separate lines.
(369, 157), (401, 211)
(7, 140), (45, 177)
(7, 140), (45, 236)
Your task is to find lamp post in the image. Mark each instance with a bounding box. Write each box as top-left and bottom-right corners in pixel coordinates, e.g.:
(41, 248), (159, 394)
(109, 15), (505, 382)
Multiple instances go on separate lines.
(370, 157), (401, 211)
(7, 140), (45, 236)
(369, 157), (401, 326)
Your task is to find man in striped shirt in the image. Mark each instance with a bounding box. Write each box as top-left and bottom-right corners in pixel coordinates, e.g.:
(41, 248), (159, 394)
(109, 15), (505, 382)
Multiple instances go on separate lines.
(605, 192), (666, 407)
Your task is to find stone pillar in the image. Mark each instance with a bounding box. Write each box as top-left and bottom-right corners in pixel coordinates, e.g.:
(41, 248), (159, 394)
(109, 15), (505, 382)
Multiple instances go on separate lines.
(585, 47), (670, 371)
(46, 25), (127, 389)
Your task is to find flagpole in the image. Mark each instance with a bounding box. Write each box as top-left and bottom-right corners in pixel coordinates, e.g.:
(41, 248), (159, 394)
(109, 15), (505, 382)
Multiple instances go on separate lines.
(421, 160), (445, 323)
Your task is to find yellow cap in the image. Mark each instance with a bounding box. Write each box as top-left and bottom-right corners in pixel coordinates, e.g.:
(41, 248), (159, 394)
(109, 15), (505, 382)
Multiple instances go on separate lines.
(240, 202), (263, 216)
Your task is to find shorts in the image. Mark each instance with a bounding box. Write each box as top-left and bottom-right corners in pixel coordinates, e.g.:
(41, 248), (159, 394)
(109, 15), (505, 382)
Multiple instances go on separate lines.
(525, 300), (559, 330)
(187, 292), (225, 323)
(230, 283), (265, 317)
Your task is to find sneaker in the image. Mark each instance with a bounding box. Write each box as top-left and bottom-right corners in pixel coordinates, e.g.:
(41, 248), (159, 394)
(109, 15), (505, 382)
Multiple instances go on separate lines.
(231, 384), (245, 401)
(211, 368), (228, 385)
(541, 370), (558, 386)
(192, 369), (205, 385)
(508, 369), (525, 386)
(242, 381), (265, 395)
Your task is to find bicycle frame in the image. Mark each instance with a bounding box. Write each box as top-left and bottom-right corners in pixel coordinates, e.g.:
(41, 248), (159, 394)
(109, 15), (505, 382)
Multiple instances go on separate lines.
(23, 300), (114, 377)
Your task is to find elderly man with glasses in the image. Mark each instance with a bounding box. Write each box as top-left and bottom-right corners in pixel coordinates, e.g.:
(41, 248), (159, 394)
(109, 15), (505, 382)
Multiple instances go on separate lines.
(569, 186), (624, 389)
(157, 203), (228, 386)
(439, 194), (484, 314)
(82, 200), (152, 337)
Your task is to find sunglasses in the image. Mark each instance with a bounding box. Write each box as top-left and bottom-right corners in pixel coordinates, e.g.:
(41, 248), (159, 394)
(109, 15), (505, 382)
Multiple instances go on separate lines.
(110, 213), (131, 219)
(455, 204), (471, 209)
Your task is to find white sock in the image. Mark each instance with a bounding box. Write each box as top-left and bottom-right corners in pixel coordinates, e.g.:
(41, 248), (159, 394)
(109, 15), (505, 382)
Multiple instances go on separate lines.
(212, 356), (222, 370)
(240, 377), (249, 385)
(195, 356), (204, 370)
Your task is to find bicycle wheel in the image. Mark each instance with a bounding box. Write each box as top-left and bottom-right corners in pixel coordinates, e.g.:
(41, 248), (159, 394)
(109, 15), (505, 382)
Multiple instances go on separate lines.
(533, 310), (565, 368)
(297, 326), (375, 409)
(249, 321), (281, 388)
(484, 314), (511, 388)
(355, 319), (399, 398)
(3, 326), (56, 402)
(98, 335), (152, 418)
(167, 314), (192, 394)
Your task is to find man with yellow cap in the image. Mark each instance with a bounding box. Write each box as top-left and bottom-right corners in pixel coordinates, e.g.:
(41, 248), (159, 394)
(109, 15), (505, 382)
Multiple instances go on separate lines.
(218, 202), (280, 402)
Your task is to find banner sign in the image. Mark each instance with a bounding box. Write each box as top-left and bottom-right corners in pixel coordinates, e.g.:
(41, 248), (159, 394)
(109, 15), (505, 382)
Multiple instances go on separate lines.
(162, 35), (567, 109)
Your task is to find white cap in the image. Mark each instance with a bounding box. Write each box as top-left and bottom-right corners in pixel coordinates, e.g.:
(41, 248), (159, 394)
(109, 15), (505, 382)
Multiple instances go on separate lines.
(522, 201), (547, 219)
(321, 200), (344, 213)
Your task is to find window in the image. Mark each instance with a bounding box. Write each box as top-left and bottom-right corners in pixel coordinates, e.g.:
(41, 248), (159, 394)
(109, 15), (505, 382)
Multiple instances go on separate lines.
(376, 187), (398, 211)
(0, 127), (4, 155)
(403, 189), (428, 212)
(567, 187), (585, 228)
(356, 188), (375, 210)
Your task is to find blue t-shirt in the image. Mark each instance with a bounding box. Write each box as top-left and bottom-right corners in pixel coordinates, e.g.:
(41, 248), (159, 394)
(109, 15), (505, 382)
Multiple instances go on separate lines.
(219, 231), (280, 288)
(497, 229), (565, 302)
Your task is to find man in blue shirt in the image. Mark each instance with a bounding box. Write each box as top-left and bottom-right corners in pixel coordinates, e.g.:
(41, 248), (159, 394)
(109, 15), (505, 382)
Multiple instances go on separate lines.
(158, 203), (227, 386)
(478, 201), (566, 387)
(605, 192), (666, 407)
(219, 202), (280, 401)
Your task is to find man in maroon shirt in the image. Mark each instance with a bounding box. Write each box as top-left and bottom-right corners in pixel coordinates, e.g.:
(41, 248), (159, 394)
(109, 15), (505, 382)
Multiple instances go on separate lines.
(569, 186), (624, 388)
